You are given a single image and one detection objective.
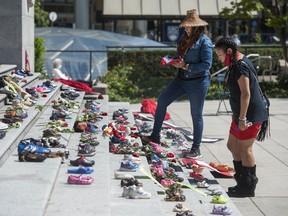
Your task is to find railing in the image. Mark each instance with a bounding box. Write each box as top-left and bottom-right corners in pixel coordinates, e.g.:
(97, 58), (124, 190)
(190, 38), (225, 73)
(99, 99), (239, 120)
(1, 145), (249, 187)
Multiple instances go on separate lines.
(46, 44), (283, 83)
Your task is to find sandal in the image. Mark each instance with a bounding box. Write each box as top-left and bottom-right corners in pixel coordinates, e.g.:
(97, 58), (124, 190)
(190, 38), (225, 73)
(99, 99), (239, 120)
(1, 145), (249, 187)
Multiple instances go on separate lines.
(67, 174), (94, 184)
(211, 205), (232, 215)
(67, 165), (94, 174)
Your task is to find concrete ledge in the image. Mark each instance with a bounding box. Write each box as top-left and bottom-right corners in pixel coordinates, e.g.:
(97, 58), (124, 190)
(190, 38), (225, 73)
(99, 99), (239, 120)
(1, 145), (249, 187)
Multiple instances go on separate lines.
(0, 64), (17, 74)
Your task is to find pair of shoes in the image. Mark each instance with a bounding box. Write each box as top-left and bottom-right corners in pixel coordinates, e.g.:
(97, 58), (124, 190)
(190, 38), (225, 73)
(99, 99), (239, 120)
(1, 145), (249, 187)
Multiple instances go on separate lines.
(42, 129), (61, 138)
(122, 185), (151, 199)
(119, 160), (139, 172)
(211, 195), (228, 204)
(78, 144), (96, 157)
(0, 121), (9, 130)
(211, 205), (232, 215)
(120, 177), (142, 187)
(123, 154), (141, 164)
(67, 165), (94, 174)
(70, 156), (95, 167)
(67, 174), (94, 184)
(18, 139), (51, 155)
(161, 179), (175, 187)
(19, 152), (47, 162)
(205, 188), (223, 196)
(209, 162), (235, 172)
(172, 203), (192, 213)
(186, 147), (202, 159)
(112, 110), (128, 120)
(197, 180), (209, 188)
(189, 171), (205, 182)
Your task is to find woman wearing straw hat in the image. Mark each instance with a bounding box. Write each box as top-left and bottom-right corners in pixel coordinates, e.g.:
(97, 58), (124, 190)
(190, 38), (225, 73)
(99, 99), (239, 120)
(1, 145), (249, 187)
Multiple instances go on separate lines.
(143, 9), (213, 159)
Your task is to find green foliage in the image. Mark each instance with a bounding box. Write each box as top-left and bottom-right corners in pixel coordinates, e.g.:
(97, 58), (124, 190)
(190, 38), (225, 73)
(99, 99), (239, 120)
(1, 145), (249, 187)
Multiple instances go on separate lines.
(34, 0), (49, 27)
(34, 37), (48, 78)
(102, 65), (140, 102)
(219, 0), (288, 61)
(104, 48), (287, 103)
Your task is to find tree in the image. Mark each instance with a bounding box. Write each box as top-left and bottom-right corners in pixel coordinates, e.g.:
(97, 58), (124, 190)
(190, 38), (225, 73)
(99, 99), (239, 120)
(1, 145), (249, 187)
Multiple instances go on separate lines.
(34, 0), (49, 27)
(220, 0), (288, 61)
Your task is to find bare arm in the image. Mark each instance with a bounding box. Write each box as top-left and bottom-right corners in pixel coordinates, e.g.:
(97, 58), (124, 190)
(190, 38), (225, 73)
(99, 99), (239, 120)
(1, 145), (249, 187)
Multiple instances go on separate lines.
(237, 74), (251, 130)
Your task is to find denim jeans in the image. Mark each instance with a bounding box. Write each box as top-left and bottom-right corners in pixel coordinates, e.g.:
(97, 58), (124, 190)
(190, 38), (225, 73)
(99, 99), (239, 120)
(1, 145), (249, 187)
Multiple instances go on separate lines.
(151, 75), (210, 147)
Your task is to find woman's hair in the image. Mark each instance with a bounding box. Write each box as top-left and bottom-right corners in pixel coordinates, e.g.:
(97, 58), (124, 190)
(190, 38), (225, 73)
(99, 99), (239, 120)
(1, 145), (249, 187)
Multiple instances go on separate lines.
(73, 121), (84, 132)
(214, 37), (238, 64)
(53, 58), (62, 68)
(177, 26), (207, 56)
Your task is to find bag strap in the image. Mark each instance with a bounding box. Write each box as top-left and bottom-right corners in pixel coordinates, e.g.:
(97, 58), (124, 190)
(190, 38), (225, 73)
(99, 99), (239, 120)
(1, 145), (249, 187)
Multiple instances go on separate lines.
(237, 59), (266, 97)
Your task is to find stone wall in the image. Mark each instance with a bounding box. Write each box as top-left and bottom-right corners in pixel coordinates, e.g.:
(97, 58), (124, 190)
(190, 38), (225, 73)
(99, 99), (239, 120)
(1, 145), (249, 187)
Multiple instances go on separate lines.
(0, 0), (34, 71)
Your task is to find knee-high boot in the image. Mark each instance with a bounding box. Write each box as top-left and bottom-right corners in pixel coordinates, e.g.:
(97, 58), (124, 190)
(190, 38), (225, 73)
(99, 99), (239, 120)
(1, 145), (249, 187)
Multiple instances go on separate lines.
(228, 165), (258, 197)
(228, 160), (242, 193)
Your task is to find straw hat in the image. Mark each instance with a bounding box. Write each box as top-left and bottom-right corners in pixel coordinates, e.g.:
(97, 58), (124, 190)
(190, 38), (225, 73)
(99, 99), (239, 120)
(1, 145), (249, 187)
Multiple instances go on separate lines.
(179, 9), (208, 28)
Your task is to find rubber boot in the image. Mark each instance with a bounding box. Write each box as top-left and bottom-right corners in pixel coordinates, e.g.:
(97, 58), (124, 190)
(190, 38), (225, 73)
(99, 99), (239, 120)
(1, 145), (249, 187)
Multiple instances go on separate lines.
(228, 165), (258, 197)
(228, 160), (242, 193)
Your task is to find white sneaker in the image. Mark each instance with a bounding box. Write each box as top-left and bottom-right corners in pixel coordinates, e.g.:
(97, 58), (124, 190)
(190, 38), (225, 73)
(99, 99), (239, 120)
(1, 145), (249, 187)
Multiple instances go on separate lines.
(128, 186), (151, 199)
(122, 186), (133, 197)
(0, 122), (9, 130)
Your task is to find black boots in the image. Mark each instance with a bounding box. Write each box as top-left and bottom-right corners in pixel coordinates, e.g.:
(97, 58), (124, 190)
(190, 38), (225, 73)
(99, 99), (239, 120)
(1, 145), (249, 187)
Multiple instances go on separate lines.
(228, 165), (258, 197)
(228, 160), (242, 193)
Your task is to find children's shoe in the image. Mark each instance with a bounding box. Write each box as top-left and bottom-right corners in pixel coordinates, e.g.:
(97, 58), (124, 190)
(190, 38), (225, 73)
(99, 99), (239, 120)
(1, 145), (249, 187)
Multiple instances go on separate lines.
(128, 185), (151, 199)
(120, 177), (142, 187)
(67, 174), (94, 184)
(67, 165), (94, 174)
(211, 205), (232, 215)
(18, 152), (47, 162)
(161, 179), (175, 187)
(186, 147), (202, 159)
(119, 161), (139, 172)
(122, 186), (132, 197)
(0, 122), (9, 130)
(211, 195), (228, 204)
(189, 171), (205, 182)
(197, 180), (209, 188)
(70, 156), (95, 167)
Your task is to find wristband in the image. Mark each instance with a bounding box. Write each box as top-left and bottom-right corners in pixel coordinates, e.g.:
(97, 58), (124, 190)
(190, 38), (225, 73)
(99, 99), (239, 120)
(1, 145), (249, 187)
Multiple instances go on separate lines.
(239, 117), (246, 122)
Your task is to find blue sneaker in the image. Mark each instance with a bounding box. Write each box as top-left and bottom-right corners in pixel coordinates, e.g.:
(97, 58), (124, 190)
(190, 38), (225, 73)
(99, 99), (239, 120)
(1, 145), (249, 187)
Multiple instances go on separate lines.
(151, 153), (161, 162)
(119, 161), (139, 172)
(18, 139), (51, 154)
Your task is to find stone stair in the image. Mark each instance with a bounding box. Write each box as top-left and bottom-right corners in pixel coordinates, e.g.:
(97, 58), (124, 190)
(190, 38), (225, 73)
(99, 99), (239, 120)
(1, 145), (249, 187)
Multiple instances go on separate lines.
(0, 65), (243, 216)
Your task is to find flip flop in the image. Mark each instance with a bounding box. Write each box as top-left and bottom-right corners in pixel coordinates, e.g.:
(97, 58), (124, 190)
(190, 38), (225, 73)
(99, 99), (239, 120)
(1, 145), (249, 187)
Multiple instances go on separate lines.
(67, 165), (94, 174)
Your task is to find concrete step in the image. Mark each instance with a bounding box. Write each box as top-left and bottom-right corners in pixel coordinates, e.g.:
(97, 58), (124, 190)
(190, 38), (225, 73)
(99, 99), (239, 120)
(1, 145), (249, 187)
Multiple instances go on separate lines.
(44, 95), (110, 216)
(0, 90), (86, 216)
(0, 81), (62, 166)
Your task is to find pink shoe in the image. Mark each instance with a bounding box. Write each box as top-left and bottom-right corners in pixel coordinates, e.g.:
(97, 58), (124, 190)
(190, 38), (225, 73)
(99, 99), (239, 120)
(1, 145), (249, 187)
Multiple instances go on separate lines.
(149, 142), (162, 154)
(161, 179), (175, 187)
(156, 167), (165, 177)
(67, 174), (94, 184)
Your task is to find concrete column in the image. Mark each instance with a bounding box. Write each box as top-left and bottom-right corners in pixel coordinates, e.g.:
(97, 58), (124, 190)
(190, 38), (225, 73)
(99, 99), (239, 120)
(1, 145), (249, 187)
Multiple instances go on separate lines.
(0, 0), (34, 71)
(75, 0), (89, 29)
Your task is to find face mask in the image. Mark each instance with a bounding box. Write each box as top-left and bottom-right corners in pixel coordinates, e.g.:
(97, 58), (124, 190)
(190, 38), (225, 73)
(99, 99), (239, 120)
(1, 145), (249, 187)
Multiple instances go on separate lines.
(224, 54), (232, 66)
(57, 65), (62, 70)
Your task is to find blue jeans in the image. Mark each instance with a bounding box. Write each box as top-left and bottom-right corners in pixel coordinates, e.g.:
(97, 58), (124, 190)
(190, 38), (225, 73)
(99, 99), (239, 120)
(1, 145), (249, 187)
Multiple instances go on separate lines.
(151, 76), (210, 147)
